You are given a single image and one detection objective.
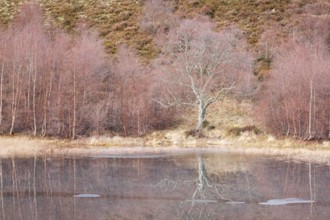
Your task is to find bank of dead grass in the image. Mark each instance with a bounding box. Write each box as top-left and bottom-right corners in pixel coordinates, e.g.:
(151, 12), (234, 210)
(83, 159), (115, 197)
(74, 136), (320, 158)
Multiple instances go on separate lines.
(0, 134), (329, 163)
(0, 99), (329, 163)
(0, 135), (56, 158)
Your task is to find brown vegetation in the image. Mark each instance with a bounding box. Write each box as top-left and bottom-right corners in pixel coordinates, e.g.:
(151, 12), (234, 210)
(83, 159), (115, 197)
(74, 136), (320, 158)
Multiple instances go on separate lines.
(153, 18), (255, 136)
(0, 3), (176, 139)
(0, 0), (329, 144)
(256, 21), (330, 140)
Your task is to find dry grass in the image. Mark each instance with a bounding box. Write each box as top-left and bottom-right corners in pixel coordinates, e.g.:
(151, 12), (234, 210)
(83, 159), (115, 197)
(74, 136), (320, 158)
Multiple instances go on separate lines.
(0, 98), (328, 163)
(0, 0), (156, 58)
(0, 135), (56, 158)
(176, 0), (294, 44)
(1, 0), (327, 61)
(170, 98), (255, 139)
(0, 133), (329, 163)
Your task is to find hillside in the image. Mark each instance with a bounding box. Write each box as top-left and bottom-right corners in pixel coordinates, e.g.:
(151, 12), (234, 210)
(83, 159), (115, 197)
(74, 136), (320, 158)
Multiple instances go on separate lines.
(0, 0), (329, 142)
(1, 0), (329, 61)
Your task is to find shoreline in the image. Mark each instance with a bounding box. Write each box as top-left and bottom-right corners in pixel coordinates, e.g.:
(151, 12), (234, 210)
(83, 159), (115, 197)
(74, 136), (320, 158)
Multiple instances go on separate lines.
(0, 135), (329, 163)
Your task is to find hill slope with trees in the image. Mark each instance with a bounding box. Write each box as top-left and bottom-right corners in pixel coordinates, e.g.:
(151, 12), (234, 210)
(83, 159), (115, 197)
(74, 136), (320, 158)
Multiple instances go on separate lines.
(0, 0), (329, 142)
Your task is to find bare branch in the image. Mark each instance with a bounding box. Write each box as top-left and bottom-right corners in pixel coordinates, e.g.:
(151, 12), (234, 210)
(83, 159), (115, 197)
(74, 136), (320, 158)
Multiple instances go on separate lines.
(153, 18), (253, 133)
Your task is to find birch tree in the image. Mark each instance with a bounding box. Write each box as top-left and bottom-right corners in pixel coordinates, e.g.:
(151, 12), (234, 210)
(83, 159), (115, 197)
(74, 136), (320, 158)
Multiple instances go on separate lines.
(68, 27), (108, 139)
(258, 38), (330, 140)
(155, 19), (253, 135)
(0, 30), (8, 127)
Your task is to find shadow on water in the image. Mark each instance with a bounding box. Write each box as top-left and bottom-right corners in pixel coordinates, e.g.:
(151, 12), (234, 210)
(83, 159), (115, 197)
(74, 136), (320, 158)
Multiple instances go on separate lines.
(0, 152), (330, 219)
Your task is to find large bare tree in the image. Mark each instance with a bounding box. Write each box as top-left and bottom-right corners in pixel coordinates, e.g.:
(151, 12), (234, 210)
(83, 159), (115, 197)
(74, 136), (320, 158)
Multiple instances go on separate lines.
(155, 19), (253, 135)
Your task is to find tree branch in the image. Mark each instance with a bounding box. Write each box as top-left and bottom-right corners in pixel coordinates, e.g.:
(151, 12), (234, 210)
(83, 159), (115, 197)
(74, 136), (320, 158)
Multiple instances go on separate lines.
(205, 82), (235, 109)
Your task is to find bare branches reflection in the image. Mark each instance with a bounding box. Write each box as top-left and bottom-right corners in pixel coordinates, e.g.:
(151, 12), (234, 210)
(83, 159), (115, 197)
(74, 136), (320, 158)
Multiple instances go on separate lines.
(0, 154), (328, 219)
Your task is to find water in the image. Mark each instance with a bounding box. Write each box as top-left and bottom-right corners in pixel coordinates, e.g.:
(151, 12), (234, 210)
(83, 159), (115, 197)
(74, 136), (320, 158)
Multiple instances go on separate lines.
(0, 152), (330, 219)
(259, 198), (314, 206)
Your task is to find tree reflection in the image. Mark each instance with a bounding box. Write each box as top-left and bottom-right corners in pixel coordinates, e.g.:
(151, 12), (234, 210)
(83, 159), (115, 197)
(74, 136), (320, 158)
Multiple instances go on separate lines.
(185, 155), (232, 219)
(0, 159), (5, 219)
(192, 156), (229, 202)
(158, 154), (234, 219)
(1, 154), (330, 219)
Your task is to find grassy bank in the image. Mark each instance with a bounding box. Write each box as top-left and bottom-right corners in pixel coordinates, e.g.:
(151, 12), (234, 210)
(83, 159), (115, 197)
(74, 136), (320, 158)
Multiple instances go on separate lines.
(1, 133), (329, 163)
(0, 99), (329, 163)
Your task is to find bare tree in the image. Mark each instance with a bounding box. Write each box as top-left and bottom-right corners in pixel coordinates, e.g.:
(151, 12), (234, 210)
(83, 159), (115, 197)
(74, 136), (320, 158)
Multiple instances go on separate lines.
(0, 30), (8, 127)
(257, 38), (330, 140)
(155, 19), (254, 135)
(66, 25), (109, 139)
(0, 2), (178, 138)
(114, 46), (147, 135)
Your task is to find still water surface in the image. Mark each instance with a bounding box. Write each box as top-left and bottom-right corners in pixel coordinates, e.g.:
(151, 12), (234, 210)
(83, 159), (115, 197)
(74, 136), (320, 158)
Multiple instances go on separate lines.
(0, 151), (329, 219)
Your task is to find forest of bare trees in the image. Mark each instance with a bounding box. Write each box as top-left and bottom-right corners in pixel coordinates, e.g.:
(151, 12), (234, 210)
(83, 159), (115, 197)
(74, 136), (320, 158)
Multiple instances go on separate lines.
(0, 3), (175, 138)
(258, 40), (330, 139)
(0, 2), (329, 140)
(257, 17), (330, 140)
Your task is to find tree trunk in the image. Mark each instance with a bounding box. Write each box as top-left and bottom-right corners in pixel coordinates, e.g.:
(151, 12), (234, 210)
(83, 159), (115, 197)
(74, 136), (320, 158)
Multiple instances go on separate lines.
(307, 81), (314, 140)
(197, 156), (211, 190)
(9, 65), (21, 135)
(41, 71), (53, 137)
(196, 101), (206, 136)
(192, 156), (212, 203)
(72, 69), (77, 140)
(32, 60), (37, 136)
(328, 110), (330, 139)
(26, 59), (32, 128)
(56, 69), (62, 136)
(0, 64), (4, 126)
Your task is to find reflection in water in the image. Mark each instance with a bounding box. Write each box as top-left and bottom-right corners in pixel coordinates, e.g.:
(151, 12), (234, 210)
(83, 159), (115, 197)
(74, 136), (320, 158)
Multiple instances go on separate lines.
(185, 156), (234, 219)
(259, 198), (315, 206)
(0, 153), (329, 219)
(73, 194), (101, 198)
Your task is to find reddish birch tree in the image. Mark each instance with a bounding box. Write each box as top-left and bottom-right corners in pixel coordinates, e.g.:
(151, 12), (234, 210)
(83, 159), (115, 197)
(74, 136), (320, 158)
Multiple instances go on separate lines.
(257, 38), (330, 140)
(0, 2), (178, 138)
(154, 19), (254, 135)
